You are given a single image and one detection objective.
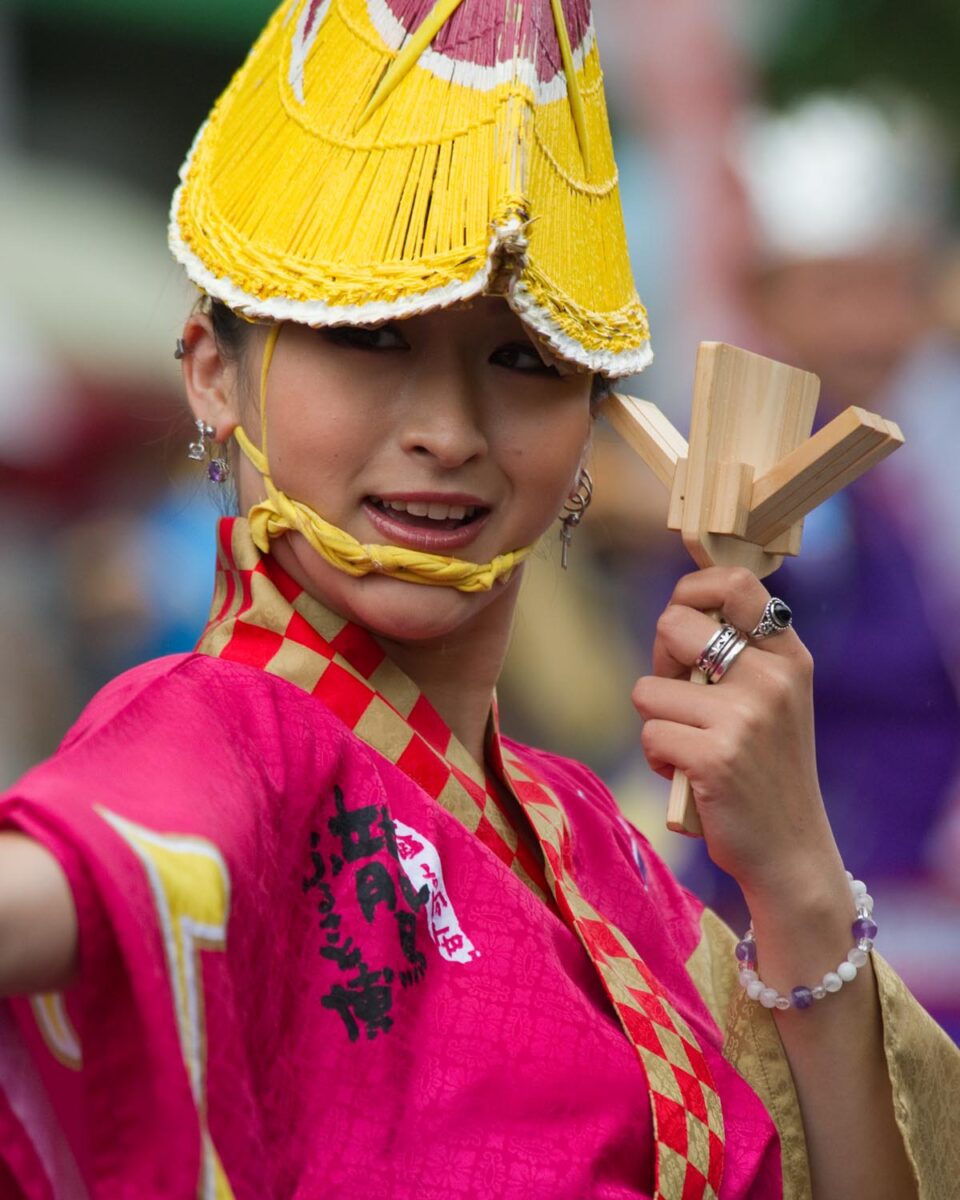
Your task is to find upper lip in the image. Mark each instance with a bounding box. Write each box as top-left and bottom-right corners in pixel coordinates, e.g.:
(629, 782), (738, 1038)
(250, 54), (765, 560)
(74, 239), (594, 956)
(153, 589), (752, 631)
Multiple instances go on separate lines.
(363, 490), (493, 550)
(369, 492), (489, 507)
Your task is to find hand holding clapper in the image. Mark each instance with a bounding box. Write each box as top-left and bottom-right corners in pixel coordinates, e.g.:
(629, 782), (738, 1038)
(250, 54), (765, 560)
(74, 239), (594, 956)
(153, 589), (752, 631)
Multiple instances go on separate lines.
(601, 343), (904, 837)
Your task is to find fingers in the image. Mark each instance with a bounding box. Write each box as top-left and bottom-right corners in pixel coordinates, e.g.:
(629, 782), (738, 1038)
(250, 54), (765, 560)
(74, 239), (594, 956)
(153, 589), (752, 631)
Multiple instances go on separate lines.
(652, 603), (761, 681)
(640, 719), (714, 788)
(632, 675), (719, 727)
(668, 567), (803, 660)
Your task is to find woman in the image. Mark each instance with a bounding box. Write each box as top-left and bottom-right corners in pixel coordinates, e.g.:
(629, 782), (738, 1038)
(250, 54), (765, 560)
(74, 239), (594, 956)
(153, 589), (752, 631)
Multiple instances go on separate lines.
(1, 1), (956, 1197)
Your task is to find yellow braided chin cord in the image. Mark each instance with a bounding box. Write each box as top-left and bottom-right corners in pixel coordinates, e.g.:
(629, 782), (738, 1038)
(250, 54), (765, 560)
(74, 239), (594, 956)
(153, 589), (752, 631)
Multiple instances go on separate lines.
(232, 325), (535, 593)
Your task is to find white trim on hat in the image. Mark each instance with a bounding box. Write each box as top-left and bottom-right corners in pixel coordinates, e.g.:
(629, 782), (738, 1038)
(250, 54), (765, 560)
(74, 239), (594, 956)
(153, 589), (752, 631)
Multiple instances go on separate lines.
(168, 177), (652, 377)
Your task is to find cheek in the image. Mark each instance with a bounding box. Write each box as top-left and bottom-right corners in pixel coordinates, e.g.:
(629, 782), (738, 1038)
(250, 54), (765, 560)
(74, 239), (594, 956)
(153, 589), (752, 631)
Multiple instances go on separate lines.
(260, 369), (369, 487)
(545, 402), (593, 473)
(503, 405), (591, 504)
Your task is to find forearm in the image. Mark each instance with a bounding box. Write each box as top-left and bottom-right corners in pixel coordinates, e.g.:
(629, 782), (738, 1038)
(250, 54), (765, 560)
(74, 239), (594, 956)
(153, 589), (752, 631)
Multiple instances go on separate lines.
(744, 861), (917, 1200)
(0, 832), (78, 997)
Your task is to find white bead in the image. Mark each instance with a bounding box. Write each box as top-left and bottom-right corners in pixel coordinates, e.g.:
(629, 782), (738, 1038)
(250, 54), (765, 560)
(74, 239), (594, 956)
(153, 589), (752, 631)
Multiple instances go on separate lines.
(823, 972), (843, 993)
(850, 879), (868, 898)
(759, 987), (779, 1008)
(747, 980), (765, 1001)
(774, 996), (791, 1011)
(739, 969), (759, 987)
(860, 893), (874, 913)
(812, 985), (827, 1000)
(845, 870), (854, 880)
(837, 961), (858, 982)
(848, 947), (869, 968)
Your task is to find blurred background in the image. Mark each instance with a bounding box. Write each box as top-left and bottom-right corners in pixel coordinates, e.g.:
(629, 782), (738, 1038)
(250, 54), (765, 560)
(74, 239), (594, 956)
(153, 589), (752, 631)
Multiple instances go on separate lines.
(1, 0), (958, 1037)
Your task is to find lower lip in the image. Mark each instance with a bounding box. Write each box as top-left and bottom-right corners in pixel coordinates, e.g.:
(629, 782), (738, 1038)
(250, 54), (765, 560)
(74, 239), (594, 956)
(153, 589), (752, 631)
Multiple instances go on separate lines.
(363, 501), (491, 554)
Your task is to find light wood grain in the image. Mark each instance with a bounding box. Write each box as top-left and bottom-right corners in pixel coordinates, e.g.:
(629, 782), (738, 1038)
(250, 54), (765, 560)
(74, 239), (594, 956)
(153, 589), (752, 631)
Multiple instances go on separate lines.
(679, 343), (820, 577)
(747, 408), (904, 545)
(601, 393), (688, 490)
(601, 344), (903, 838)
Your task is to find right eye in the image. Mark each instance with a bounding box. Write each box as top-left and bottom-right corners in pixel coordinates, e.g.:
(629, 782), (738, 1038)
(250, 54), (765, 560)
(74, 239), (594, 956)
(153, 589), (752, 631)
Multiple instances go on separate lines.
(323, 324), (409, 351)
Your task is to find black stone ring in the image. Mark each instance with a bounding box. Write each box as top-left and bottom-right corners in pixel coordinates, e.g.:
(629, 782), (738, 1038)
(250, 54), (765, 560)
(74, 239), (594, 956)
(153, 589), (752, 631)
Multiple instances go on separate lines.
(748, 597), (793, 641)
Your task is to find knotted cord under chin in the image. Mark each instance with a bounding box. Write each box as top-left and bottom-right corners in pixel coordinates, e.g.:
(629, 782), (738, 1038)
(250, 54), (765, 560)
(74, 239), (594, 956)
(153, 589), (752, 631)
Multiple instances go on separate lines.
(230, 324), (535, 593)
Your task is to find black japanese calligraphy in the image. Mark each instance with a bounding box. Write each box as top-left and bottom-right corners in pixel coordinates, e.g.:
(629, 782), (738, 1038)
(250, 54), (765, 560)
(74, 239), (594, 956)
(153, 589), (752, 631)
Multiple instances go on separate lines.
(356, 861), (396, 923)
(321, 963), (395, 1043)
(328, 785), (385, 862)
(306, 785), (433, 1044)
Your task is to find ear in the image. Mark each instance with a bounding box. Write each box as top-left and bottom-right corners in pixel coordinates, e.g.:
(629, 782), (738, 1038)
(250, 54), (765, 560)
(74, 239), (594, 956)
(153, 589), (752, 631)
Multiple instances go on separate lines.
(179, 312), (242, 441)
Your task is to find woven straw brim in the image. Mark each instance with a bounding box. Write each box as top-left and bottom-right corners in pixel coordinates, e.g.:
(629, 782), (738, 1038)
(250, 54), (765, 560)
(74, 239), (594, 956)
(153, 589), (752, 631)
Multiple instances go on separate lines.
(169, 0), (652, 377)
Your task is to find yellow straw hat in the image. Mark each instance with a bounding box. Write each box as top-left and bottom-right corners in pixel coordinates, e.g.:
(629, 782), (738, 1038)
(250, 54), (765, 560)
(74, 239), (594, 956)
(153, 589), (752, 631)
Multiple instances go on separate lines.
(169, 0), (651, 377)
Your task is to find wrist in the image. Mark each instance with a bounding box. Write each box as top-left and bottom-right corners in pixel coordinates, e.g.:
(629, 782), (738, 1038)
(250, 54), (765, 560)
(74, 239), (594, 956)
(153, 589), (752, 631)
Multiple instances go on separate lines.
(737, 869), (878, 1010)
(738, 832), (848, 922)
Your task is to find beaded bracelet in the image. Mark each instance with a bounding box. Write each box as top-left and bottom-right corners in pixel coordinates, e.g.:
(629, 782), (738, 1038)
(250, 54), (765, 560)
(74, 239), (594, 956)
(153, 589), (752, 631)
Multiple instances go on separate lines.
(735, 872), (878, 1011)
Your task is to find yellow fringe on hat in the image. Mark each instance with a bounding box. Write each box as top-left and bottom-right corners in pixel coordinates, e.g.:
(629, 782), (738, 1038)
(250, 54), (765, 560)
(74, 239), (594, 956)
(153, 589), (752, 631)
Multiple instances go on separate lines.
(170, 0), (652, 377)
(233, 325), (535, 592)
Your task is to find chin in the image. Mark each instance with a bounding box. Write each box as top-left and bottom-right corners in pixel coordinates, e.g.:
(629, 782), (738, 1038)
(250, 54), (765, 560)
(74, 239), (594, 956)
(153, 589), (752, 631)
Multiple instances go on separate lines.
(277, 531), (521, 646)
(334, 574), (505, 644)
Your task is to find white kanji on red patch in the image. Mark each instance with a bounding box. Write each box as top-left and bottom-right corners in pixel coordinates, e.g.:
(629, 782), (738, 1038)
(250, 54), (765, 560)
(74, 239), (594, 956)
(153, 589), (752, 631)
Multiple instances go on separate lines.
(393, 818), (479, 964)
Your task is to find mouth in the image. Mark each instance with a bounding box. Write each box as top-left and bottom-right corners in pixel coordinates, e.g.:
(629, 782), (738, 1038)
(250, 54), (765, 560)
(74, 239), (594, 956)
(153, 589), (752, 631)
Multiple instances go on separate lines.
(368, 497), (487, 530)
(363, 494), (492, 553)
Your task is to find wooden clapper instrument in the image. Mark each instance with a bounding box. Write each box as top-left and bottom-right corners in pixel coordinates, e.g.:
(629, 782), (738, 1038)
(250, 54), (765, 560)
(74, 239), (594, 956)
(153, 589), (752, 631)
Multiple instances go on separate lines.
(601, 343), (904, 837)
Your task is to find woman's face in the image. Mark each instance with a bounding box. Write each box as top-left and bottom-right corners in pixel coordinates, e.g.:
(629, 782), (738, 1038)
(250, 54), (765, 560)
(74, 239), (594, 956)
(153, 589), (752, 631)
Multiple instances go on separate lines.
(209, 298), (593, 644)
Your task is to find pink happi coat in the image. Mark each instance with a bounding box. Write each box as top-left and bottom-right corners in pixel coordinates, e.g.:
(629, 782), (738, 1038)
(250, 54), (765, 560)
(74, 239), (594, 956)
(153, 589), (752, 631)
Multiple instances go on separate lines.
(0, 519), (785, 1199)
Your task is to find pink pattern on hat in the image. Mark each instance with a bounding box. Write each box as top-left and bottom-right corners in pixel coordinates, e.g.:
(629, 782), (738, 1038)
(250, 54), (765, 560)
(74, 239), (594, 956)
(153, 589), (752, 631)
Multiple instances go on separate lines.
(376, 0), (592, 82)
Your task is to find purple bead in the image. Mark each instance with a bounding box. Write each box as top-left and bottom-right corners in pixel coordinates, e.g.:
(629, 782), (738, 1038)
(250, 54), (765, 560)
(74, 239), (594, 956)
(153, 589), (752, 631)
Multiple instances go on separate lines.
(735, 939), (757, 965)
(207, 459), (229, 484)
(851, 917), (878, 942)
(790, 986), (815, 1010)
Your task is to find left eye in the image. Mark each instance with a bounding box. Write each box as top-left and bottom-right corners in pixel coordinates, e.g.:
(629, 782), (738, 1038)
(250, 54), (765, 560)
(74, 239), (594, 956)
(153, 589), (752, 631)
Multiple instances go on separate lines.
(324, 325), (408, 351)
(490, 343), (558, 374)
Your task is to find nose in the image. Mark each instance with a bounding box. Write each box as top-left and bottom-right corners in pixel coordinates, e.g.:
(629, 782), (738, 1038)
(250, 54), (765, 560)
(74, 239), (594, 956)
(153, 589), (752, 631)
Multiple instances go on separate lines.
(399, 370), (489, 469)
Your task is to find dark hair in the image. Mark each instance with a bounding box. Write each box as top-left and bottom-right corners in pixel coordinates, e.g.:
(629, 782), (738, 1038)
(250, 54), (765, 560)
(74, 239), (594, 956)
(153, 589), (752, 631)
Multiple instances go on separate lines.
(207, 298), (253, 362)
(590, 373), (612, 409)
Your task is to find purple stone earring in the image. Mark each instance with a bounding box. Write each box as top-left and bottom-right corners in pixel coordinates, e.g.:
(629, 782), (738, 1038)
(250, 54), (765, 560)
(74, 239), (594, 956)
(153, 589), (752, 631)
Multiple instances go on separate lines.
(187, 418), (231, 483)
(207, 457), (230, 484)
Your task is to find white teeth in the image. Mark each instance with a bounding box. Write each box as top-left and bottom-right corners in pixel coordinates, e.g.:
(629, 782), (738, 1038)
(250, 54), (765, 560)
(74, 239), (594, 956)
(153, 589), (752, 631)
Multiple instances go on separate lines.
(376, 499), (478, 522)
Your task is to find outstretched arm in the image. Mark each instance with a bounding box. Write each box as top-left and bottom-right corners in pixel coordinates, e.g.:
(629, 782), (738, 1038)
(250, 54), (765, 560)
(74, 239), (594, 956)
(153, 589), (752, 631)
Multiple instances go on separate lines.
(633, 567), (918, 1200)
(0, 832), (78, 996)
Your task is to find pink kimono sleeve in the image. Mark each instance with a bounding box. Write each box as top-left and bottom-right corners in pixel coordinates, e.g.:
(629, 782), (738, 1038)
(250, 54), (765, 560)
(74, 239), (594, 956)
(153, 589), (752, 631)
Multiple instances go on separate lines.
(0, 655), (268, 1198)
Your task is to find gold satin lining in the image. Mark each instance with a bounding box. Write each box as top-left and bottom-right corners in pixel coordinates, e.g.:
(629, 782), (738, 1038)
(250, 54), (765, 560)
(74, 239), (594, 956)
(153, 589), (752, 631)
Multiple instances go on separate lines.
(688, 910), (960, 1199)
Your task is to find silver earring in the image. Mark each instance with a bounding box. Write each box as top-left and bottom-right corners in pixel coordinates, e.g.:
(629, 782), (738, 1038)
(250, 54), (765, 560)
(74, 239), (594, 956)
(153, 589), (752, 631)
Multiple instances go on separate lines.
(174, 337), (188, 360)
(559, 468), (593, 569)
(186, 418), (230, 483)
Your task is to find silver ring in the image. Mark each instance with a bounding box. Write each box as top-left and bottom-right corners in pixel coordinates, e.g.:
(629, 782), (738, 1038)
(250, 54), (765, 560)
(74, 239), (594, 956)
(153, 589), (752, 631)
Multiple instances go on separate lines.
(749, 597), (793, 641)
(696, 625), (739, 675)
(696, 624), (749, 684)
(706, 634), (748, 683)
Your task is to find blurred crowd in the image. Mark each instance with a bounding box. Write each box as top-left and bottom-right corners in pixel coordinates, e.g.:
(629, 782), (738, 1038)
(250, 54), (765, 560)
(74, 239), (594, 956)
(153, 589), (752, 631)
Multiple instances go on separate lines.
(2, 1), (959, 1038)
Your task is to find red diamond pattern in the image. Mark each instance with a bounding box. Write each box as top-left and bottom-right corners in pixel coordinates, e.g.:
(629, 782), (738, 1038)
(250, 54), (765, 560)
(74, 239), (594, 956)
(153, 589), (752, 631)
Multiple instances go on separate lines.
(312, 661), (374, 727)
(396, 734), (453, 799)
(220, 620), (284, 668)
(407, 693), (452, 752)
